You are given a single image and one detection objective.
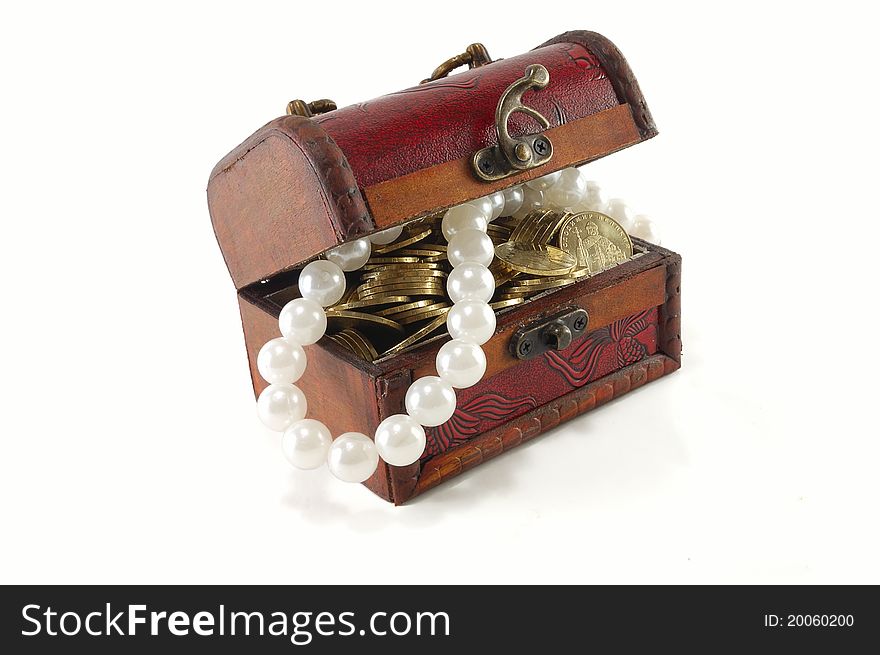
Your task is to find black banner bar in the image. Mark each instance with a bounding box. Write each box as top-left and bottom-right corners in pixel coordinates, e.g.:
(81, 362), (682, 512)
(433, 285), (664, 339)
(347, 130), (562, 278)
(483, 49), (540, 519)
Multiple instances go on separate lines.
(1, 585), (875, 652)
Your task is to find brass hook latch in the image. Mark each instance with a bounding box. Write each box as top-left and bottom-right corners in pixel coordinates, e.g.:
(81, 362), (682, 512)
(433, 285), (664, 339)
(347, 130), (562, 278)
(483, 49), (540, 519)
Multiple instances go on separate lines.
(472, 64), (554, 182)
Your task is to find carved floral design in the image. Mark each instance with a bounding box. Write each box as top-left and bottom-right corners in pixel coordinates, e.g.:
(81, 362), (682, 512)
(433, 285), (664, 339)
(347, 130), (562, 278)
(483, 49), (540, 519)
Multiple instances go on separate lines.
(424, 393), (537, 459)
(545, 309), (654, 387)
(422, 307), (658, 461)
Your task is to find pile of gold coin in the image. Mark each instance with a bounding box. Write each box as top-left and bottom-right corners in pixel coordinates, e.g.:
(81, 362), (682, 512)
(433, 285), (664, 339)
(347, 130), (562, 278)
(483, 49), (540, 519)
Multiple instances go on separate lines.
(490, 209), (633, 302)
(319, 209), (634, 362)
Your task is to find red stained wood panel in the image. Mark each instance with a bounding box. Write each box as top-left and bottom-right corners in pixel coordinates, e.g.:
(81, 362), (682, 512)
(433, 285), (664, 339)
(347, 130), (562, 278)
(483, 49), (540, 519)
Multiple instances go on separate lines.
(315, 42), (618, 188)
(363, 105), (642, 228)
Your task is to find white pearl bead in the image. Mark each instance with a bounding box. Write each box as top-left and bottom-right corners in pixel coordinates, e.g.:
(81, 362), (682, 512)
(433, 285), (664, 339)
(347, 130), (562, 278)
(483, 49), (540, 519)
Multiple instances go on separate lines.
(279, 298), (326, 345)
(282, 419), (332, 470)
(447, 263), (495, 304)
(603, 198), (635, 232)
(446, 300), (496, 345)
(405, 376), (457, 427)
(545, 167), (587, 208)
(631, 214), (661, 244)
(327, 432), (379, 483)
(326, 238), (371, 272)
(502, 186), (524, 216)
(468, 196), (494, 218)
(299, 260), (346, 307)
(257, 337), (307, 385)
(256, 383), (307, 432)
(447, 228), (494, 268)
(374, 414), (426, 466)
(525, 170), (562, 190)
(369, 225), (403, 245)
(486, 192), (505, 220)
(512, 187), (544, 219)
(441, 202), (490, 240)
(436, 340), (487, 389)
(579, 180), (606, 211)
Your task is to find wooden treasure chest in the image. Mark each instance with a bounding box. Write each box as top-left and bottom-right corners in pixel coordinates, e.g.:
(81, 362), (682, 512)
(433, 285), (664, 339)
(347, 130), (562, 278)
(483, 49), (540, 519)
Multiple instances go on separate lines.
(208, 30), (682, 504)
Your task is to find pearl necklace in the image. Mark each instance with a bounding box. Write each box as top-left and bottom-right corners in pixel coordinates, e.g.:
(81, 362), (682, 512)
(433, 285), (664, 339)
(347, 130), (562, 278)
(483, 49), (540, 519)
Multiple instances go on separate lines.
(254, 167), (659, 484)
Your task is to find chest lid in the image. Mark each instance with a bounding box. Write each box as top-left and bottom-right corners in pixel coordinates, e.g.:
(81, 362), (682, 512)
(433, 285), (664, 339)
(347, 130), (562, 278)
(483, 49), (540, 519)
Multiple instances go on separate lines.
(208, 30), (656, 290)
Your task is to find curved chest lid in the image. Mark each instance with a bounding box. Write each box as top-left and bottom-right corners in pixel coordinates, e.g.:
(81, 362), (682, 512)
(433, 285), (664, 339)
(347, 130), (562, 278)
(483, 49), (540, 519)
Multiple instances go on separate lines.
(208, 30), (656, 290)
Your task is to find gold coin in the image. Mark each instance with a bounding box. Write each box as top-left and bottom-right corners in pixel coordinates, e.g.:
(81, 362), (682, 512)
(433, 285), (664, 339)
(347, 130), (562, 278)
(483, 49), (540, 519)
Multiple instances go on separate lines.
(379, 313), (448, 358)
(361, 269), (447, 281)
(395, 248), (446, 258)
(333, 330), (370, 359)
(326, 333), (357, 356)
(504, 276), (578, 293)
(494, 292), (540, 302)
(369, 227), (433, 254)
(357, 274), (447, 291)
(374, 299), (437, 317)
(493, 288), (531, 299)
(330, 295), (411, 311)
(326, 333), (347, 346)
(505, 266), (592, 287)
(487, 227), (513, 243)
(394, 302), (450, 324)
(419, 242), (447, 251)
(488, 260), (521, 286)
(362, 262), (445, 272)
(494, 242), (577, 276)
(357, 286), (447, 301)
(357, 275), (447, 289)
(359, 276), (446, 290)
(366, 256), (421, 265)
(324, 311), (405, 333)
(532, 210), (572, 245)
(357, 281), (446, 299)
(337, 284), (358, 304)
(489, 298), (525, 310)
(557, 211), (633, 274)
(509, 209), (550, 243)
(342, 329), (378, 361)
(334, 329), (361, 352)
(398, 308), (451, 326)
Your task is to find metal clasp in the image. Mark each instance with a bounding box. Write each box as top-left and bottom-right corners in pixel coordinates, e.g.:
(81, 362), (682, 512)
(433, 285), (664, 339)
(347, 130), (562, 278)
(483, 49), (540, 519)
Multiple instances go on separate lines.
(472, 64), (554, 182)
(510, 307), (589, 360)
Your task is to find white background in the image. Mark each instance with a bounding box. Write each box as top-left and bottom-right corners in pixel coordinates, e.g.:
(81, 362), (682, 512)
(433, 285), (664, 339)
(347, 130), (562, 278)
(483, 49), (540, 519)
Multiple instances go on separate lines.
(2, 1), (878, 584)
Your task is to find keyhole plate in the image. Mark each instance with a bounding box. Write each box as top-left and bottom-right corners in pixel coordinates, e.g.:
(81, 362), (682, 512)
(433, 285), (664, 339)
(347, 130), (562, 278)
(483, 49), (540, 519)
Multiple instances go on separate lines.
(509, 307), (589, 360)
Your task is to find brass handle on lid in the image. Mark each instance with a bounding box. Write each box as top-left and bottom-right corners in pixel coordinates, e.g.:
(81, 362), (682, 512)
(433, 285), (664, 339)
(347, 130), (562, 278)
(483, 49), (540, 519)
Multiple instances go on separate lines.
(472, 64), (554, 181)
(286, 44), (492, 116)
(421, 43), (492, 84)
(286, 98), (337, 117)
